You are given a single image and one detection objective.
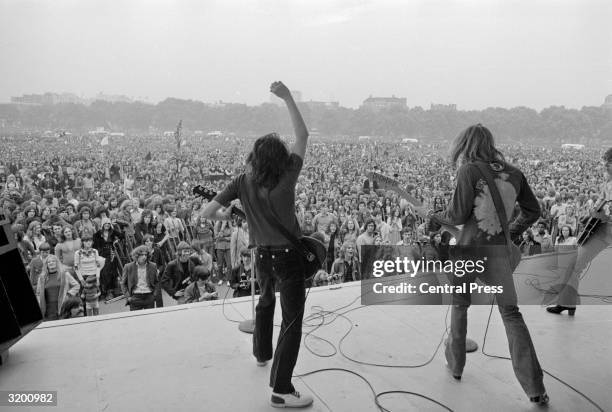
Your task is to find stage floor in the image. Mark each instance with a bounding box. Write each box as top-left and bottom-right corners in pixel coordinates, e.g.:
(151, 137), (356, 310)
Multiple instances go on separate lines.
(1, 281), (611, 412)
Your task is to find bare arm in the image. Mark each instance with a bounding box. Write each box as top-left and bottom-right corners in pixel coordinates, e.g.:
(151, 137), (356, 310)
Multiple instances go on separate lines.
(270, 81), (309, 159)
(199, 200), (234, 222)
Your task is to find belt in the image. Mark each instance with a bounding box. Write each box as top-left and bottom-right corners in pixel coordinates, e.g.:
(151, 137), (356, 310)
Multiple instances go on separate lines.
(257, 244), (295, 252)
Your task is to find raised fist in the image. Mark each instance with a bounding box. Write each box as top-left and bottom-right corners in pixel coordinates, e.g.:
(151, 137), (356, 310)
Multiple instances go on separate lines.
(270, 81), (291, 100)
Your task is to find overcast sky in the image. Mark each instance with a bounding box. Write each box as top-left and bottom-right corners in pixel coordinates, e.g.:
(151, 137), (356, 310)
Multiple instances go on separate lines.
(0, 0), (610, 109)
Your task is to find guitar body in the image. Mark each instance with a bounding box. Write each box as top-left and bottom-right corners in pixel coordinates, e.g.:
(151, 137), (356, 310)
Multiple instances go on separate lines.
(577, 200), (609, 246)
(299, 236), (327, 279)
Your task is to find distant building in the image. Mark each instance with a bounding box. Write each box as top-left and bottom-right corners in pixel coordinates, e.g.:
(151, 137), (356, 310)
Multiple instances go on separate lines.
(362, 96), (406, 111)
(304, 100), (340, 110)
(92, 93), (133, 104)
(56, 93), (83, 104)
(11, 92), (131, 105)
(603, 95), (612, 109)
(88, 127), (109, 136)
(430, 103), (457, 111)
(11, 93), (58, 105)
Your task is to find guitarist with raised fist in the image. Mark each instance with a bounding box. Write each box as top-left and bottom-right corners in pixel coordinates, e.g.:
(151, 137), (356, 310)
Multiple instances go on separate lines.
(199, 82), (314, 409)
(546, 147), (612, 316)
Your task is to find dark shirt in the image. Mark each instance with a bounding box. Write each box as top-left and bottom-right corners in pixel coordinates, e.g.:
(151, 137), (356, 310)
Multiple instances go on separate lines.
(44, 275), (60, 320)
(161, 257), (202, 297)
(214, 153), (303, 246)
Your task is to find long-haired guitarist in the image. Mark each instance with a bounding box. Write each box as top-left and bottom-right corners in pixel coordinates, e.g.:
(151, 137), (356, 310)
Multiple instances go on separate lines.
(199, 82), (313, 409)
(546, 147), (612, 316)
(429, 124), (548, 405)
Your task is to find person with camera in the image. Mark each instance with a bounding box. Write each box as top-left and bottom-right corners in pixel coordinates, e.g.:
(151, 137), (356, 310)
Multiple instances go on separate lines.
(230, 248), (259, 298)
(230, 249), (259, 298)
(199, 81), (313, 408)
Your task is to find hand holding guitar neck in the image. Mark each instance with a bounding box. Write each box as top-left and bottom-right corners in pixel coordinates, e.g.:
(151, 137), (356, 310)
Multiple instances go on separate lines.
(192, 185), (246, 220)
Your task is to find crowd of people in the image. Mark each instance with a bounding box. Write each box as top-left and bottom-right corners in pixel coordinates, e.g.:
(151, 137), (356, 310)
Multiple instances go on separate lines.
(0, 132), (607, 319)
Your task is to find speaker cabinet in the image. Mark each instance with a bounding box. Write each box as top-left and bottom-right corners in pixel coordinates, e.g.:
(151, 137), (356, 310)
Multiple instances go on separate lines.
(0, 220), (43, 361)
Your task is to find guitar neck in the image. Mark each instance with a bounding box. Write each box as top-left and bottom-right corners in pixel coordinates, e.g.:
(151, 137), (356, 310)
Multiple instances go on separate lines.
(366, 173), (460, 238)
(231, 207), (246, 220)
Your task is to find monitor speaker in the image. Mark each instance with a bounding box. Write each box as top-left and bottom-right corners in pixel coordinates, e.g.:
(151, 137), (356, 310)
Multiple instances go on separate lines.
(0, 220), (43, 364)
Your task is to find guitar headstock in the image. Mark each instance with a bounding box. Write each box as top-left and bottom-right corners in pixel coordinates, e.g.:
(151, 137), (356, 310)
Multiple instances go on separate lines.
(192, 185), (217, 201)
(366, 171), (401, 190)
(366, 171), (422, 206)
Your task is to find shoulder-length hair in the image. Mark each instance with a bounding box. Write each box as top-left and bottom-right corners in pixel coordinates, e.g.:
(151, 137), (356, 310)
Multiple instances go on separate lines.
(246, 133), (291, 189)
(450, 124), (505, 167)
(40, 255), (64, 283)
(557, 225), (573, 242)
(60, 225), (75, 242)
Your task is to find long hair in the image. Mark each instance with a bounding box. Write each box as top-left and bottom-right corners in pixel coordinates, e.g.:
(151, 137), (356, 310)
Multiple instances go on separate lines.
(246, 133), (291, 189)
(60, 225), (75, 242)
(603, 147), (612, 163)
(450, 124), (505, 167)
(557, 225), (573, 243)
(40, 255), (63, 284)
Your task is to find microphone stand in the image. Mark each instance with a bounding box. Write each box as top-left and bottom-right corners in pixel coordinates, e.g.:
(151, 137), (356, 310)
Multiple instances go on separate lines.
(238, 247), (256, 334)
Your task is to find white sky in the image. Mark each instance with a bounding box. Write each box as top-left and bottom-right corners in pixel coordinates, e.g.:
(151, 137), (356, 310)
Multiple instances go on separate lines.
(0, 0), (610, 109)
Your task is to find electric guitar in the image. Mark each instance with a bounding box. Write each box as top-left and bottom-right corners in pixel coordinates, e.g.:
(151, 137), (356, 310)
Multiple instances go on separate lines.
(366, 171), (460, 239)
(192, 185), (326, 279)
(577, 199), (610, 246)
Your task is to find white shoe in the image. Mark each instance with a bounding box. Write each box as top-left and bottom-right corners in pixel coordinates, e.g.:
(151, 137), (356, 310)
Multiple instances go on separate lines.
(217, 280), (223, 286)
(226, 281), (230, 286)
(256, 360), (268, 367)
(271, 391), (313, 408)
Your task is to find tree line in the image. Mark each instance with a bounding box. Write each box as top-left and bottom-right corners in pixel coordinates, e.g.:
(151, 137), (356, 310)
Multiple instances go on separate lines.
(0, 99), (610, 143)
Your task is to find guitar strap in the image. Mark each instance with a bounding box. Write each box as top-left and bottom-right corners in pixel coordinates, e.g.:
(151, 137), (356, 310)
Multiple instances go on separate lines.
(473, 161), (516, 256)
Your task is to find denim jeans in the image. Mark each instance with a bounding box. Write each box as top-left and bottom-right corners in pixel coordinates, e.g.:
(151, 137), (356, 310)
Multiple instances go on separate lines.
(215, 248), (232, 280)
(153, 283), (164, 308)
(446, 247), (546, 398)
(555, 223), (612, 306)
(253, 246), (305, 394)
